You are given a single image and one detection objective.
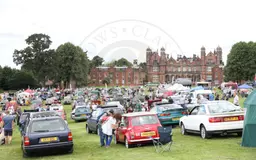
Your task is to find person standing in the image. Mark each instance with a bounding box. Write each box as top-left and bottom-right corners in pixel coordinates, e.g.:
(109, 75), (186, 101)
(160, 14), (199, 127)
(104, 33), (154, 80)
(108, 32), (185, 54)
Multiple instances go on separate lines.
(101, 110), (116, 148)
(2, 110), (15, 145)
(233, 91), (239, 106)
(97, 109), (108, 147)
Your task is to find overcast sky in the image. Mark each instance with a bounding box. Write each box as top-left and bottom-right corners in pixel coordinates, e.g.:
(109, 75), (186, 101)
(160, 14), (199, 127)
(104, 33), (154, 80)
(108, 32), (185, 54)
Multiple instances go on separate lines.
(1, 0), (256, 68)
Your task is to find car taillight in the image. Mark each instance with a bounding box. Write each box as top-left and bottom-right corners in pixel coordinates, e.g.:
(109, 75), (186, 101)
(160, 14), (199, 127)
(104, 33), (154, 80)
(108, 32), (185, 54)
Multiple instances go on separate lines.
(209, 117), (223, 123)
(68, 132), (73, 141)
(182, 111), (188, 115)
(160, 113), (171, 116)
(24, 136), (30, 146)
(238, 115), (244, 120)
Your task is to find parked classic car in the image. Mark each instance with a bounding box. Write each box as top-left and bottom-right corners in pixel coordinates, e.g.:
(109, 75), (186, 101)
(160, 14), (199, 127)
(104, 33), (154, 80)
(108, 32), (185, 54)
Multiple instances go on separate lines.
(150, 102), (188, 125)
(71, 106), (91, 122)
(86, 105), (125, 135)
(179, 101), (244, 139)
(115, 112), (161, 148)
(21, 111), (73, 157)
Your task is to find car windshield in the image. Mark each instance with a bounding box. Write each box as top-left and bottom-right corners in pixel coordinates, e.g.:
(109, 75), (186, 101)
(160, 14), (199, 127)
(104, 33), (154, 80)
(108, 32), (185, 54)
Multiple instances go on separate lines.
(103, 108), (123, 114)
(208, 102), (241, 113)
(76, 107), (90, 113)
(30, 119), (66, 133)
(157, 104), (183, 112)
(131, 115), (158, 126)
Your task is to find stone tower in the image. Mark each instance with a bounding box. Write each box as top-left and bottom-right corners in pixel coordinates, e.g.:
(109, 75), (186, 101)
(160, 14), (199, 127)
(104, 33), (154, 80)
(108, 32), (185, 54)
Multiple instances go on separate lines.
(216, 46), (222, 65)
(146, 47), (152, 63)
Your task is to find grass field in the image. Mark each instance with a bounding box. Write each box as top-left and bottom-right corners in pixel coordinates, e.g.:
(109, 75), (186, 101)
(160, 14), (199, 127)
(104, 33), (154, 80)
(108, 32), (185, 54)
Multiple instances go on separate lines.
(0, 104), (255, 160)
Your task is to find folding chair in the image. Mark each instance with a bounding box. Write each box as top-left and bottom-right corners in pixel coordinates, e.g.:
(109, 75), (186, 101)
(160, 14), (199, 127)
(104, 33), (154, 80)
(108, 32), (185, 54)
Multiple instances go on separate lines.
(151, 126), (173, 153)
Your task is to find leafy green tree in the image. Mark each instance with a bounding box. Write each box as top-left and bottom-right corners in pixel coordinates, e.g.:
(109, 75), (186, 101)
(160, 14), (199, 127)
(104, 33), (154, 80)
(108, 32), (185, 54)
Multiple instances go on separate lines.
(224, 41), (256, 83)
(13, 33), (56, 85)
(9, 70), (37, 90)
(56, 43), (89, 88)
(102, 76), (111, 85)
(139, 62), (147, 71)
(115, 58), (132, 67)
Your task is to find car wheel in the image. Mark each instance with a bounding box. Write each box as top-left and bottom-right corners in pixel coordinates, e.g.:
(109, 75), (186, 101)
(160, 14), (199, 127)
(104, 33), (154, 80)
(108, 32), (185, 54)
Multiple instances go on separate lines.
(200, 125), (211, 139)
(125, 137), (131, 149)
(181, 123), (188, 135)
(22, 149), (29, 158)
(86, 125), (92, 134)
(237, 132), (242, 137)
(68, 147), (73, 154)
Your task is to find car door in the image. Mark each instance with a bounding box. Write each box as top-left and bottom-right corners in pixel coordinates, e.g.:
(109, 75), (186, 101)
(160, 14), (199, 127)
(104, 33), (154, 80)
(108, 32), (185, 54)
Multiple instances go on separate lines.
(118, 117), (128, 142)
(192, 105), (207, 131)
(87, 110), (97, 131)
(91, 110), (99, 132)
(185, 106), (199, 130)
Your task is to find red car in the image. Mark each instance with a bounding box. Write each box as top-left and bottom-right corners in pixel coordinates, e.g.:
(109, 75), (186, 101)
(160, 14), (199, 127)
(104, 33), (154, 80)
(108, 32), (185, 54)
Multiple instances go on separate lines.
(115, 112), (161, 148)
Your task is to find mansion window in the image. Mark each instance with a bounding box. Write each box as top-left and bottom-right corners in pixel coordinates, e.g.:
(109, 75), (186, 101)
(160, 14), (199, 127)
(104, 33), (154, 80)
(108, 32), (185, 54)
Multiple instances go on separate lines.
(178, 67), (181, 72)
(194, 67), (197, 72)
(188, 67), (191, 72)
(183, 67), (187, 72)
(207, 66), (212, 72)
(153, 60), (159, 72)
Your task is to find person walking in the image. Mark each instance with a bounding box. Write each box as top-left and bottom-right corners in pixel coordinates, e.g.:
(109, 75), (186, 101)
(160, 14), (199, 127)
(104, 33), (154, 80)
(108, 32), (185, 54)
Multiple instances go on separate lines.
(101, 109), (116, 148)
(1, 110), (15, 145)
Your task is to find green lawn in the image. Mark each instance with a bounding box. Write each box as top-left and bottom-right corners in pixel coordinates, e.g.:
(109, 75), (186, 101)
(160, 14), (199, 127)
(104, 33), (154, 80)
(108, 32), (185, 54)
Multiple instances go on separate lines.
(0, 105), (255, 160)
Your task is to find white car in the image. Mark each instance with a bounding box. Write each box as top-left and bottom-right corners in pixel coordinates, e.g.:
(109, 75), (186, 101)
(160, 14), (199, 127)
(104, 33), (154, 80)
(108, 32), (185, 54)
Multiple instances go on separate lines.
(179, 101), (244, 139)
(106, 101), (125, 110)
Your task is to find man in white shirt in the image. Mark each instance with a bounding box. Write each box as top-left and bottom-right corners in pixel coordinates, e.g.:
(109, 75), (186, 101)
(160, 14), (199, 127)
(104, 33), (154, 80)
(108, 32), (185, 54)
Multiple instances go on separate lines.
(101, 110), (116, 148)
(233, 92), (239, 106)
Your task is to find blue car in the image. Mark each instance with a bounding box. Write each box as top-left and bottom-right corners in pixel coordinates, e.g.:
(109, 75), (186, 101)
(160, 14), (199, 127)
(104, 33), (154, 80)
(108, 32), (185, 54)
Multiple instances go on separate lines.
(21, 111), (73, 157)
(150, 102), (188, 125)
(86, 105), (125, 135)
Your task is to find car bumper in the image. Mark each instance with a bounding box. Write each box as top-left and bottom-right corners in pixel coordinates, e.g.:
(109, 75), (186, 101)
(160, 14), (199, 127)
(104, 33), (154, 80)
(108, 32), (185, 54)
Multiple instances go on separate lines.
(206, 122), (244, 132)
(159, 117), (180, 125)
(208, 129), (243, 134)
(129, 137), (159, 143)
(24, 141), (73, 153)
(73, 117), (88, 121)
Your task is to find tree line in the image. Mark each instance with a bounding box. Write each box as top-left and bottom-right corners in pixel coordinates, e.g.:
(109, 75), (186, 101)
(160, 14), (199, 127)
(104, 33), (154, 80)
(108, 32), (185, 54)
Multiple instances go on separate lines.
(224, 41), (256, 83)
(0, 33), (145, 90)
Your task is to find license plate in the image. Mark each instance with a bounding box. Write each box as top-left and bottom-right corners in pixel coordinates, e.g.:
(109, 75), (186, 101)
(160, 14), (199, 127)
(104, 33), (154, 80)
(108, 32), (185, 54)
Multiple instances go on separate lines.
(82, 114), (86, 117)
(224, 117), (238, 122)
(141, 131), (156, 137)
(172, 117), (180, 121)
(40, 137), (58, 143)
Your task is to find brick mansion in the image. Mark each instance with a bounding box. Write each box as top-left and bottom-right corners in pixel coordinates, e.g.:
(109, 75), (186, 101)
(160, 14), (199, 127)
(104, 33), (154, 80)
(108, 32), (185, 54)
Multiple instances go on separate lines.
(89, 46), (224, 86)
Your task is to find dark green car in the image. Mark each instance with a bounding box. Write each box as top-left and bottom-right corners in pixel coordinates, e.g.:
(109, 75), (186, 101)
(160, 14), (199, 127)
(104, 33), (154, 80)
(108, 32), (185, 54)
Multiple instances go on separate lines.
(71, 107), (91, 122)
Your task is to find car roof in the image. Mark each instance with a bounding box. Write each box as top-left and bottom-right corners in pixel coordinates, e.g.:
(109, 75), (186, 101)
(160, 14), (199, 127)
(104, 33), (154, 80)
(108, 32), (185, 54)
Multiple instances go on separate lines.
(122, 112), (156, 117)
(30, 111), (60, 119)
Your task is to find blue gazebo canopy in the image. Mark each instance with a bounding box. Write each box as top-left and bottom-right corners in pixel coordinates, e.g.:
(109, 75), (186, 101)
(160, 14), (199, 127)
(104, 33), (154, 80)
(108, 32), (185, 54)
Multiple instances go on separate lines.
(238, 84), (253, 89)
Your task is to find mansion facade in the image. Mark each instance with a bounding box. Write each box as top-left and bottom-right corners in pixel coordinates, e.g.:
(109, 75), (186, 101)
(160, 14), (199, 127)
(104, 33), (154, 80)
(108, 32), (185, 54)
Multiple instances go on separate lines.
(89, 46), (224, 86)
(146, 46), (224, 85)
